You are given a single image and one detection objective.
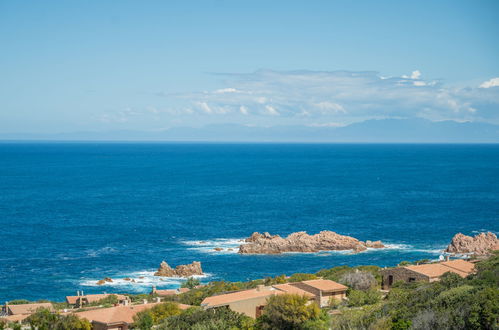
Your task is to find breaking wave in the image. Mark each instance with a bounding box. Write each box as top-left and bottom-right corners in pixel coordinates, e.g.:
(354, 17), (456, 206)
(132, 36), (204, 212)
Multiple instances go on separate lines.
(181, 238), (245, 254)
(79, 270), (211, 292)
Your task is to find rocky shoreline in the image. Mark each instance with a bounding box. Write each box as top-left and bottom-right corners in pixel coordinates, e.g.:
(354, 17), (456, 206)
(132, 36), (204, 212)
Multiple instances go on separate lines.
(238, 231), (385, 254)
(445, 232), (499, 255)
(154, 261), (203, 277)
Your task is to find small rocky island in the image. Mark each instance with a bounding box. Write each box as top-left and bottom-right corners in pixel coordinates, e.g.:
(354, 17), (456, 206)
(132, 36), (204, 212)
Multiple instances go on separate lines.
(238, 231), (385, 254)
(154, 260), (203, 277)
(445, 232), (499, 255)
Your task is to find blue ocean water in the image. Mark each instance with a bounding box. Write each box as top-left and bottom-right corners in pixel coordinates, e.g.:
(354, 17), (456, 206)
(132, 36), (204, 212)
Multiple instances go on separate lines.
(1, 143), (498, 302)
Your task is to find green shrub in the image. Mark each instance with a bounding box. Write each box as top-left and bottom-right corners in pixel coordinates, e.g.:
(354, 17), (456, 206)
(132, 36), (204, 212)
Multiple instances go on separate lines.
(159, 306), (253, 330)
(133, 301), (182, 327)
(288, 273), (317, 282)
(347, 288), (381, 307)
(181, 277), (201, 289)
(256, 294), (327, 329)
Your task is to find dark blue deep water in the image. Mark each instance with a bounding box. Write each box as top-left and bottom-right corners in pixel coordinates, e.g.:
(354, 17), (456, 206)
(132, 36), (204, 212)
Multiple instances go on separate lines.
(1, 143), (498, 301)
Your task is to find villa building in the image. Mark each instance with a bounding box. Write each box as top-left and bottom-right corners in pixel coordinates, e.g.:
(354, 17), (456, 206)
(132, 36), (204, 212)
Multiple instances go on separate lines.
(201, 285), (282, 318)
(1, 302), (54, 324)
(73, 302), (190, 330)
(201, 279), (348, 318)
(286, 279), (348, 307)
(381, 259), (475, 289)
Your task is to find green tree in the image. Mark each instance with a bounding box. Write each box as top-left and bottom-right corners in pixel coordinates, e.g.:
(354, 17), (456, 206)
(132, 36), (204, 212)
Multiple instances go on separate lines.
(160, 307), (254, 330)
(25, 308), (91, 330)
(339, 270), (376, 290)
(134, 311), (153, 330)
(182, 277), (201, 289)
(26, 307), (59, 329)
(53, 314), (92, 330)
(256, 294), (326, 330)
(133, 302), (182, 327)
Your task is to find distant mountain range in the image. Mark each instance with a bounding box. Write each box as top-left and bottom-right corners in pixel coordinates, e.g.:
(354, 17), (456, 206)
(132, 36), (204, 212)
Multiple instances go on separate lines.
(2, 119), (499, 143)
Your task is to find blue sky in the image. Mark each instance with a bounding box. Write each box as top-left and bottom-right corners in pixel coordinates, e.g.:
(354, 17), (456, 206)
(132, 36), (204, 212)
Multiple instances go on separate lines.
(1, 0), (499, 134)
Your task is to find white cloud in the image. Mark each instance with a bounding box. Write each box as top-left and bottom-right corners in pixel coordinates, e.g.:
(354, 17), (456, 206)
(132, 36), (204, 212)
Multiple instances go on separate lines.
(314, 101), (346, 113)
(214, 88), (239, 94)
(479, 77), (499, 88)
(196, 102), (213, 114)
(264, 105), (280, 116)
(308, 122), (346, 127)
(239, 105), (249, 115)
(411, 70), (421, 79)
(151, 69), (499, 124)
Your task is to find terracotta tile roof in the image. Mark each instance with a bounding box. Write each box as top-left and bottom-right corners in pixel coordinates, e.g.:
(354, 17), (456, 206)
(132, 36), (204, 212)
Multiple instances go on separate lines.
(74, 302), (190, 325)
(178, 288), (190, 293)
(404, 260), (475, 278)
(201, 287), (282, 307)
(441, 259), (475, 274)
(154, 289), (178, 296)
(300, 279), (348, 292)
(7, 303), (53, 315)
(272, 284), (315, 298)
(66, 294), (127, 305)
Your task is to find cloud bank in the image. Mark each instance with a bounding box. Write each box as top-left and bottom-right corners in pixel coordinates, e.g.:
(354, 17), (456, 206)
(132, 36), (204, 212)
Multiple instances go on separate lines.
(101, 70), (499, 126)
(175, 70), (499, 125)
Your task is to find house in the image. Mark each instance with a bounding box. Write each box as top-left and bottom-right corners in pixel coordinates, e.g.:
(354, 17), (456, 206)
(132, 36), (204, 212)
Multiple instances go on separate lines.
(272, 283), (315, 302)
(74, 302), (190, 330)
(201, 285), (282, 318)
(381, 259), (475, 289)
(66, 293), (129, 307)
(3, 302), (54, 315)
(1, 302), (54, 324)
(150, 286), (190, 297)
(287, 279), (348, 307)
(201, 279), (348, 318)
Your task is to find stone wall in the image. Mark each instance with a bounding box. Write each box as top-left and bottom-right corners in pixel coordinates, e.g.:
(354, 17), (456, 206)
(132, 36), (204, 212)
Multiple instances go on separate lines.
(381, 268), (429, 289)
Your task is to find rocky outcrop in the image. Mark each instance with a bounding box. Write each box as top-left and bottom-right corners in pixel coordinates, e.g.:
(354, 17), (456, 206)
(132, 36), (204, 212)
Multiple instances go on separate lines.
(238, 231), (385, 254)
(96, 277), (113, 285)
(445, 232), (499, 255)
(154, 261), (203, 277)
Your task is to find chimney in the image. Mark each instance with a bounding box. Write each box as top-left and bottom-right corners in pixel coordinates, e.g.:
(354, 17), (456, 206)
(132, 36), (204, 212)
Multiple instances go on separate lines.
(155, 297), (161, 303)
(446, 255), (450, 262)
(123, 299), (129, 306)
(81, 290), (84, 296)
(151, 285), (157, 294)
(143, 299), (148, 305)
(256, 285), (264, 292)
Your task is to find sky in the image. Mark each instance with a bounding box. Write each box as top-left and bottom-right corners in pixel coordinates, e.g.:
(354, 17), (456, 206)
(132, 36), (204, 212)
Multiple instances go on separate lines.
(1, 0), (499, 135)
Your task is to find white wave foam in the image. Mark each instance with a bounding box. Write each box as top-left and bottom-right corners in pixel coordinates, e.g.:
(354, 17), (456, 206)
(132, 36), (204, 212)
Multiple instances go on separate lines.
(471, 229), (498, 235)
(181, 238), (245, 254)
(379, 243), (443, 255)
(79, 270), (211, 291)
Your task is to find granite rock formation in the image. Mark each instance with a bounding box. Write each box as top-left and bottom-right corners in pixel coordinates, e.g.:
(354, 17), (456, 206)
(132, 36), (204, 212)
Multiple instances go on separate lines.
(154, 261), (203, 277)
(96, 277), (113, 285)
(445, 232), (499, 255)
(238, 231), (385, 254)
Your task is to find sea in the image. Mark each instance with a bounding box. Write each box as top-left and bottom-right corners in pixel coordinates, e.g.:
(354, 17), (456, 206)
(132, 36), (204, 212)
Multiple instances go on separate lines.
(1, 142), (498, 302)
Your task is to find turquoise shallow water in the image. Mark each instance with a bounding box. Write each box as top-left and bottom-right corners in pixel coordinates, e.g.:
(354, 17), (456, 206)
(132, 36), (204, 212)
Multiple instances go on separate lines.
(1, 143), (498, 301)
